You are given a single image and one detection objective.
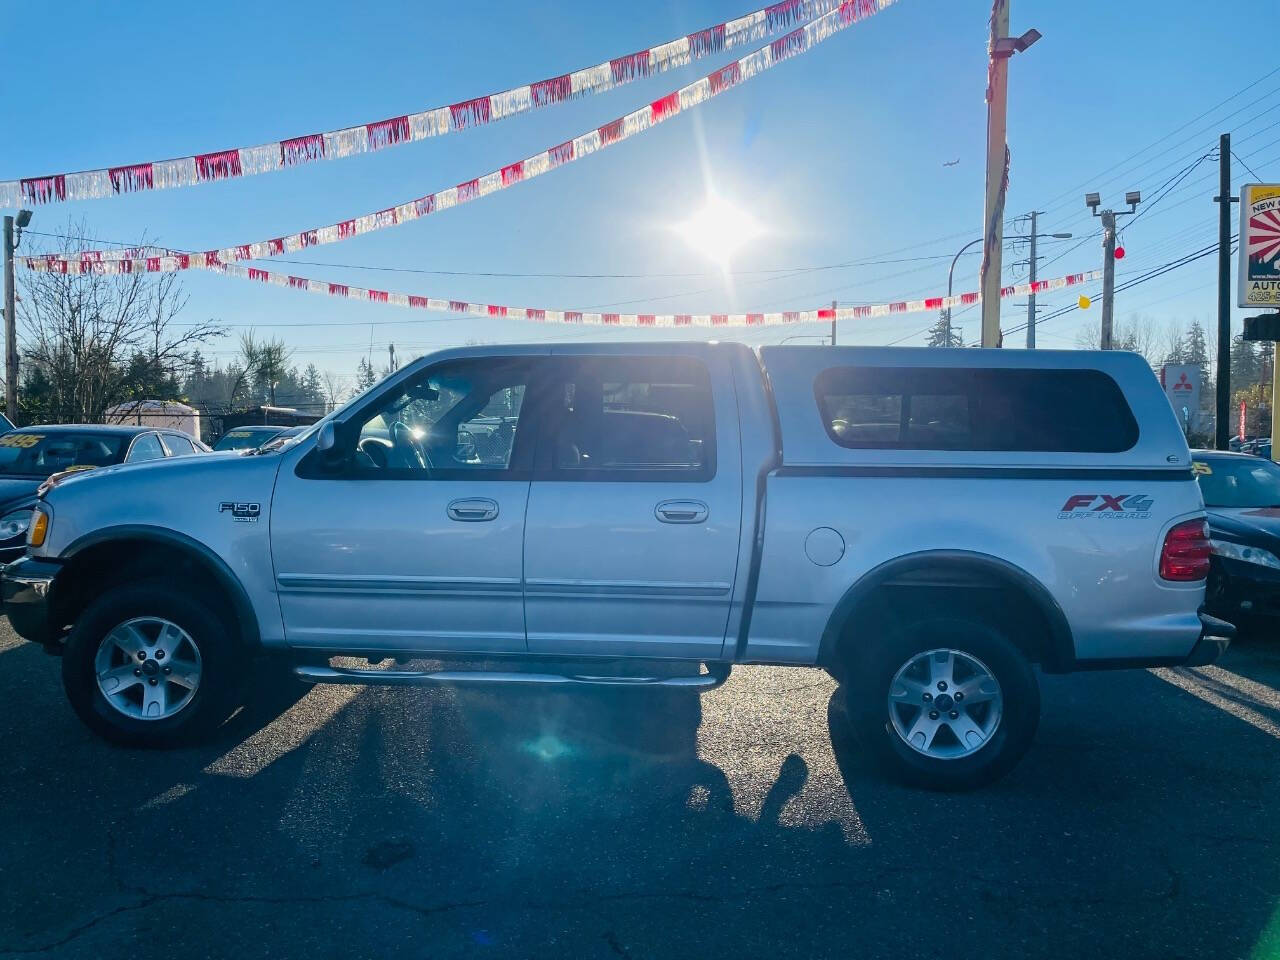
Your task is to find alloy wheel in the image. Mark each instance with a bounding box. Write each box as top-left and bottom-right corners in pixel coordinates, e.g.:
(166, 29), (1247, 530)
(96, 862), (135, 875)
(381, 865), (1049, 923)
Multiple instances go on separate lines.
(93, 617), (203, 721)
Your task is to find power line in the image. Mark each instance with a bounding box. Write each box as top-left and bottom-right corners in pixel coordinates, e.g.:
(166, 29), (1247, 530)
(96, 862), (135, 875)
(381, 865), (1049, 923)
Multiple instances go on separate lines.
(1233, 149), (1263, 181)
(996, 237), (1234, 342)
(1035, 64), (1280, 216)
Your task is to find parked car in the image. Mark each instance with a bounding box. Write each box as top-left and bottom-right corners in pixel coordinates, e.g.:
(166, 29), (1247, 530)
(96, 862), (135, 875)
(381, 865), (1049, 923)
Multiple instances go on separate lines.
(1192, 449), (1280, 630)
(2, 344), (1230, 790)
(253, 426), (307, 453)
(0, 424), (207, 564)
(212, 425), (294, 451)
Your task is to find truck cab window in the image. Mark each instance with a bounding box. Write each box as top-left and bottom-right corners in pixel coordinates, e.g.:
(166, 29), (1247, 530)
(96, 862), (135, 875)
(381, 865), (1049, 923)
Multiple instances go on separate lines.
(351, 360), (529, 476)
(548, 357), (715, 480)
(816, 366), (1137, 452)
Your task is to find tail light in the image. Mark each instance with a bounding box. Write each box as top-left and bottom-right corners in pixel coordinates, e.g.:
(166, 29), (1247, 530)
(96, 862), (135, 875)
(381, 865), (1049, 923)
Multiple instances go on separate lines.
(1160, 519), (1211, 581)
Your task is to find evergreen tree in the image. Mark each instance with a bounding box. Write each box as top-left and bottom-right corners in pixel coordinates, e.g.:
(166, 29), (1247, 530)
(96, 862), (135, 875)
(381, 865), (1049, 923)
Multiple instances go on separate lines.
(1183, 318), (1214, 429)
(1185, 320), (1210, 374)
(300, 364), (324, 410)
(1231, 334), (1263, 392)
(924, 314), (964, 348)
(355, 357), (377, 392)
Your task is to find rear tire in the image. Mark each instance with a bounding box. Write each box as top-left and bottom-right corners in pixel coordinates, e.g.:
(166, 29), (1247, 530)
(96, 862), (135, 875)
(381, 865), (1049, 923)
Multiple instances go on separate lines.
(61, 581), (247, 748)
(840, 615), (1039, 791)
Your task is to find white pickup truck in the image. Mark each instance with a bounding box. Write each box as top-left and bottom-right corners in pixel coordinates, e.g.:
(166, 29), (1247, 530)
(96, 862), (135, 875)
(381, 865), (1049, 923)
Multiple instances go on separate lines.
(2, 343), (1231, 789)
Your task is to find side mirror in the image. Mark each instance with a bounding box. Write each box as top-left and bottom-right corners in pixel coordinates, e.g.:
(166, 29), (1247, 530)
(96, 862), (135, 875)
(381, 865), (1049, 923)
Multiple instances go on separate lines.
(316, 421), (336, 453)
(313, 420), (350, 472)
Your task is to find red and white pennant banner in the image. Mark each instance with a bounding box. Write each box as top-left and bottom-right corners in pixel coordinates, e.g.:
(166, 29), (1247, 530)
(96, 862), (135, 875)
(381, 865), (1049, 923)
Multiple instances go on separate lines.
(1, 0), (893, 209)
(24, 0), (890, 276)
(205, 262), (1101, 327)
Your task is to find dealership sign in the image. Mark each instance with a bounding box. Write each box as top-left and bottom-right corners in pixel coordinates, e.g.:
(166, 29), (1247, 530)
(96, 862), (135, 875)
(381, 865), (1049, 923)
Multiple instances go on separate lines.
(1160, 363), (1200, 427)
(1240, 184), (1280, 307)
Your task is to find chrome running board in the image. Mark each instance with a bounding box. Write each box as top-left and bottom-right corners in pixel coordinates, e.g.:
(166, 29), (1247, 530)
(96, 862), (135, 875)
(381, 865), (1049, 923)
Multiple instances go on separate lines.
(293, 663), (731, 690)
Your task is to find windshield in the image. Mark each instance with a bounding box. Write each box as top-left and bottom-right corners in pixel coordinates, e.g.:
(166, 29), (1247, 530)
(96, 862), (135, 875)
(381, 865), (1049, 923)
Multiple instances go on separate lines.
(0, 431), (127, 477)
(1194, 456), (1280, 508)
(214, 428), (283, 451)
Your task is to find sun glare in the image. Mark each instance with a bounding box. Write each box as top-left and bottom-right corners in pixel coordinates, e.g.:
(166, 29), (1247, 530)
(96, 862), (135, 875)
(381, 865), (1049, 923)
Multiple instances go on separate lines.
(674, 194), (763, 267)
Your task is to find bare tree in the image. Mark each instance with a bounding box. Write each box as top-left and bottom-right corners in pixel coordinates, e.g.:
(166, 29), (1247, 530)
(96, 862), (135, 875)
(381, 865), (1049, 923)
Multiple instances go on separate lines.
(1073, 313), (1159, 366)
(18, 220), (223, 423)
(237, 331), (293, 406)
(321, 370), (347, 412)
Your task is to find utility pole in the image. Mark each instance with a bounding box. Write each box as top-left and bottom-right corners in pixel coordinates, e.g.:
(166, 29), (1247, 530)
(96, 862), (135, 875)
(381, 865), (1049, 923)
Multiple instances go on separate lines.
(979, 2), (1039, 347)
(1085, 191), (1140, 350)
(2, 212), (31, 424)
(830, 300), (837, 346)
(1214, 133), (1235, 451)
(388, 342), (398, 372)
(1026, 211), (1038, 349)
(1099, 209), (1117, 350)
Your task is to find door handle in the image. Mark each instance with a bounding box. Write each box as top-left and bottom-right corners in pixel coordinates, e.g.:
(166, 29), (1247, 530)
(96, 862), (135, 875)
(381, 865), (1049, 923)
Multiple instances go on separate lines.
(655, 499), (708, 524)
(447, 498), (499, 522)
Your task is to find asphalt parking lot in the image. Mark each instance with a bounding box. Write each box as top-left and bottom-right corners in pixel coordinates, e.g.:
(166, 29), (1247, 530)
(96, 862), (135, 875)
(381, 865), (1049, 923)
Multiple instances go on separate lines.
(4, 621), (1280, 959)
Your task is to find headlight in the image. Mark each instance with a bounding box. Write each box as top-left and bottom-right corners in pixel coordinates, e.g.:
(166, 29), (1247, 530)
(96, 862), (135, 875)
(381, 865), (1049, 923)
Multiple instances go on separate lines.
(0, 509), (31, 542)
(1210, 538), (1280, 570)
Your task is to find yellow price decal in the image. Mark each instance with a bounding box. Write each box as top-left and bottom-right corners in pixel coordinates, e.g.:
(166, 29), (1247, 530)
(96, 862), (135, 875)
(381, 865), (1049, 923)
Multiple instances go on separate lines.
(0, 434), (43, 449)
(1192, 462), (1212, 476)
(226, 431), (251, 438)
(63, 465), (96, 473)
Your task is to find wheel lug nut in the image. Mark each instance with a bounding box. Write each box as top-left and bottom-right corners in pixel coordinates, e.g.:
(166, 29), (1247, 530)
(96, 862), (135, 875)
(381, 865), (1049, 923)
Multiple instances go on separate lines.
(928, 710), (939, 720)
(155, 650), (165, 660)
(954, 692), (964, 702)
(922, 692), (933, 702)
(137, 652), (146, 661)
(949, 711), (959, 719)
(148, 678), (157, 686)
(134, 668), (141, 676)
(163, 667), (171, 675)
(937, 681), (948, 691)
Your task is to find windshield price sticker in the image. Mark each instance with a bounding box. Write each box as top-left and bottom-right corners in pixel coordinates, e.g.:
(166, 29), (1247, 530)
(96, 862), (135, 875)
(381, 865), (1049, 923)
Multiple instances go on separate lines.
(0, 434), (43, 449)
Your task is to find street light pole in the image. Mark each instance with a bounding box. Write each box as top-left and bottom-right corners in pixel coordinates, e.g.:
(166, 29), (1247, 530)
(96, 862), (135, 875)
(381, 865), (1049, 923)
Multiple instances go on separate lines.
(979, 2), (1040, 347)
(1099, 209), (1117, 351)
(1085, 191), (1140, 350)
(946, 237), (985, 347)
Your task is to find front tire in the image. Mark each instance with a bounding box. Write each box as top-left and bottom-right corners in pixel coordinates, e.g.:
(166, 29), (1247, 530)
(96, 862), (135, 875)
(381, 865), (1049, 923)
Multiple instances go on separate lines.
(841, 616), (1039, 790)
(62, 581), (247, 747)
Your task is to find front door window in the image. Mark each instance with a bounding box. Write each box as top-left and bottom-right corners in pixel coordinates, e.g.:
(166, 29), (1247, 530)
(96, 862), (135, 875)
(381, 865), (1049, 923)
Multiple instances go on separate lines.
(351, 361), (529, 477)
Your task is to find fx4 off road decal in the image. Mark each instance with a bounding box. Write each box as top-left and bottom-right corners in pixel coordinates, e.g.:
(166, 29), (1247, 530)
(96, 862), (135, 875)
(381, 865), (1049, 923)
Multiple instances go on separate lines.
(219, 501), (261, 523)
(1058, 494), (1153, 520)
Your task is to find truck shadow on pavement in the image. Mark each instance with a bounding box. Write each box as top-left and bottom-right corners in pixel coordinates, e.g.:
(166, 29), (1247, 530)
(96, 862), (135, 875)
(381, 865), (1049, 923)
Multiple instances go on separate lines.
(5, 641), (1280, 959)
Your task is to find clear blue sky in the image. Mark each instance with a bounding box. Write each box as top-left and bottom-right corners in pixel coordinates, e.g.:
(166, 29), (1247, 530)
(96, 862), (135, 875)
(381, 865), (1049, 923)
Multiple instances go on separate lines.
(1, 0), (1271, 388)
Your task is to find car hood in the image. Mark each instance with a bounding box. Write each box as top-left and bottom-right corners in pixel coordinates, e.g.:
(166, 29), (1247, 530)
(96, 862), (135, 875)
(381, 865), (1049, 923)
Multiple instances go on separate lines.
(46, 451), (244, 491)
(1207, 506), (1280, 547)
(0, 476), (46, 512)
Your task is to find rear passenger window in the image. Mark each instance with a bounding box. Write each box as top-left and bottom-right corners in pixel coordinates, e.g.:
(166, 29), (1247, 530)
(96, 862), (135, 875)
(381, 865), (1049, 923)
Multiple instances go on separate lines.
(161, 434), (196, 456)
(126, 433), (166, 462)
(815, 367), (1138, 452)
(548, 357), (715, 480)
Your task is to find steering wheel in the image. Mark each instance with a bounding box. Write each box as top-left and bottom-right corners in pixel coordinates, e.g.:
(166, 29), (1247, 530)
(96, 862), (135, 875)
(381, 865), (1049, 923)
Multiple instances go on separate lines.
(357, 436), (392, 469)
(389, 421), (433, 471)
